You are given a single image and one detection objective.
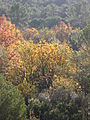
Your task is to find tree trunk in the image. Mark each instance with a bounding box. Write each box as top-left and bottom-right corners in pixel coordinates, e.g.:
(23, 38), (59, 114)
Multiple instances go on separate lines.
(25, 96), (30, 120)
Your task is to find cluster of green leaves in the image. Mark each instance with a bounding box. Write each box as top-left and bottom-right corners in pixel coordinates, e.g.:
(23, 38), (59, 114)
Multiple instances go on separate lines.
(0, 74), (26, 120)
(29, 87), (86, 120)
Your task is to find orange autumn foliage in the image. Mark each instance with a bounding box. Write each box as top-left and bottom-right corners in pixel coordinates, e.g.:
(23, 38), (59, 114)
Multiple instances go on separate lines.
(23, 28), (39, 40)
(0, 15), (23, 84)
(0, 14), (22, 48)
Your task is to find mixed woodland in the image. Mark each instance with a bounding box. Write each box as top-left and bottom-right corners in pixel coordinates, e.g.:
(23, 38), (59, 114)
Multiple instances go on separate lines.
(0, 0), (90, 120)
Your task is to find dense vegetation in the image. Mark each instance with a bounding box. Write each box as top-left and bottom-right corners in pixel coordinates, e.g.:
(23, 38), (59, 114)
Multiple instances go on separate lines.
(0, 0), (90, 120)
(0, 0), (90, 28)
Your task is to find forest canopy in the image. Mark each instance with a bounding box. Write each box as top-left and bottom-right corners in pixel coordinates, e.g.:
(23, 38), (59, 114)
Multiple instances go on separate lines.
(0, 0), (90, 28)
(0, 0), (90, 120)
